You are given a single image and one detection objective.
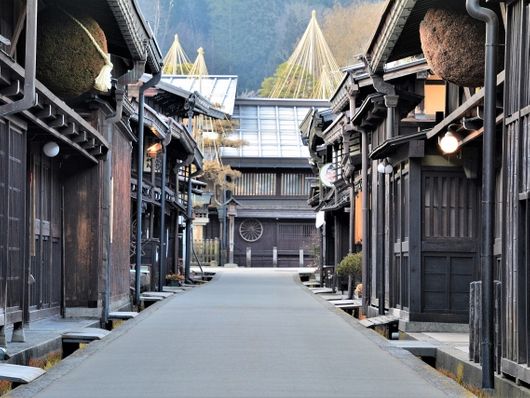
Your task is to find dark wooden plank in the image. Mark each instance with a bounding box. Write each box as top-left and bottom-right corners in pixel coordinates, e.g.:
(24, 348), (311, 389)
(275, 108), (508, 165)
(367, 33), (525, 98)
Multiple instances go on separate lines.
(407, 159), (422, 314)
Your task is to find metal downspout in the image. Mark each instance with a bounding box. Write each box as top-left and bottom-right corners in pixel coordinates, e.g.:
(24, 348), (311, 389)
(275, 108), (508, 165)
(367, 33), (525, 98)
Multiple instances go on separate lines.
(466, 0), (498, 390)
(158, 128), (172, 292)
(135, 72), (162, 306)
(361, 127), (369, 314)
(0, 0), (38, 117)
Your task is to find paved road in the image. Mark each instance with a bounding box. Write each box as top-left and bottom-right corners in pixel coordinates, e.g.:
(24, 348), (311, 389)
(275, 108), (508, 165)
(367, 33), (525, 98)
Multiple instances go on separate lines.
(10, 269), (468, 398)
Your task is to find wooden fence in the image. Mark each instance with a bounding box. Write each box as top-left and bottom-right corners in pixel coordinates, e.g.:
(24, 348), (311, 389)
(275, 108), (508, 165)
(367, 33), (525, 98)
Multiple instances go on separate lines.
(193, 238), (219, 266)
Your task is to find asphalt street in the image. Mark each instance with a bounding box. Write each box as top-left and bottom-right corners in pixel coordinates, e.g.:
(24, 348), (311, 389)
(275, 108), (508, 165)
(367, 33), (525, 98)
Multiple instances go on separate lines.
(9, 268), (469, 398)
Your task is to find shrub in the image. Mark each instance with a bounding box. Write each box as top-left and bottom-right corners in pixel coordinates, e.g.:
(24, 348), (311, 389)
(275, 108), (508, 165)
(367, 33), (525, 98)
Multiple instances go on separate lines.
(336, 252), (362, 283)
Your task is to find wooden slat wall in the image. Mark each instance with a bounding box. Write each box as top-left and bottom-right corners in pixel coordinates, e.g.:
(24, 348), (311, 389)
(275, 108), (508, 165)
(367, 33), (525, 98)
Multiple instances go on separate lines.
(30, 150), (61, 314)
(420, 170), (478, 321)
(502, 0), (530, 373)
(0, 119), (25, 321)
(110, 131), (131, 302)
(233, 173), (276, 196)
(63, 162), (102, 308)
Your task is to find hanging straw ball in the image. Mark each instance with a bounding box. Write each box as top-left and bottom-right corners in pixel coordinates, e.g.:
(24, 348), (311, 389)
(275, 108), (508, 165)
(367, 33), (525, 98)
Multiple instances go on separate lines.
(37, 7), (109, 98)
(420, 8), (485, 87)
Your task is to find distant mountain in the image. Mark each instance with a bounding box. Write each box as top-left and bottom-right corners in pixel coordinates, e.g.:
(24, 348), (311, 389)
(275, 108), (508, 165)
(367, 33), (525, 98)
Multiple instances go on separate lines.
(138, 0), (380, 93)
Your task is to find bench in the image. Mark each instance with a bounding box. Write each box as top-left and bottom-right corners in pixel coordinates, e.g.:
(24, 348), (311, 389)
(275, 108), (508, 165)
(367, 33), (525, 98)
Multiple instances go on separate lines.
(302, 281), (321, 287)
(62, 328), (110, 357)
(0, 364), (45, 386)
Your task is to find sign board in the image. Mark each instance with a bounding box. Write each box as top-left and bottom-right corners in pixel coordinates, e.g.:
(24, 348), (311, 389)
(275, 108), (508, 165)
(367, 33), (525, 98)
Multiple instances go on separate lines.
(319, 163), (336, 188)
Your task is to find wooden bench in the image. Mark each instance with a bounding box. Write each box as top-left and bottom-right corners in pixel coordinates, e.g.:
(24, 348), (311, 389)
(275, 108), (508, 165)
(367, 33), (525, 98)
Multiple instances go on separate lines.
(302, 281), (321, 287)
(0, 364), (45, 386)
(62, 328), (110, 358)
(359, 315), (399, 339)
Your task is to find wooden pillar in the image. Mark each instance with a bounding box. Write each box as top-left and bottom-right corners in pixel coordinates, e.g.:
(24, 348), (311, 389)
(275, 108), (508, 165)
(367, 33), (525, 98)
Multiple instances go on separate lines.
(408, 158), (422, 315)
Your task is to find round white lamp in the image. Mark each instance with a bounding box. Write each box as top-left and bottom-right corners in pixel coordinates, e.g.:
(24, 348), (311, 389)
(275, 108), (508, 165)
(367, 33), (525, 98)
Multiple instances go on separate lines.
(43, 141), (60, 157)
(439, 131), (460, 154)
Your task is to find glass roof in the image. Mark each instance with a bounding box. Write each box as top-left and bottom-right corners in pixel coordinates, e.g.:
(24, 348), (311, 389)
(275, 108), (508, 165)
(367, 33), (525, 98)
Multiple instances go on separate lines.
(221, 99), (325, 158)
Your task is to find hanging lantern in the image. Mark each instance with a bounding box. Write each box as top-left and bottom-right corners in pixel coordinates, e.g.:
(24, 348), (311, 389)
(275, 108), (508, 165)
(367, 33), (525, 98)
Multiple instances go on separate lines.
(42, 141), (60, 157)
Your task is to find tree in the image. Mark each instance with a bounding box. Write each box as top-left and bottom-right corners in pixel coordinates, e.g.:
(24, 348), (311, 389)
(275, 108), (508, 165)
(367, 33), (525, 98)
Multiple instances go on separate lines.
(259, 62), (316, 98)
(321, 1), (385, 67)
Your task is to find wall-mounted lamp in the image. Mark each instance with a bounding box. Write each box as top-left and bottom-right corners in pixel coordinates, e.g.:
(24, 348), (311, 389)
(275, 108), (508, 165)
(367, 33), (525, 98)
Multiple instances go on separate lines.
(377, 159), (393, 174)
(146, 142), (163, 158)
(439, 125), (461, 154)
(43, 141), (59, 157)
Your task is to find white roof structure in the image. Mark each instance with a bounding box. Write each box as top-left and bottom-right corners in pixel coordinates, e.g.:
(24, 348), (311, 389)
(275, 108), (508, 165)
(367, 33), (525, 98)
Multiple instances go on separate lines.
(221, 97), (329, 159)
(161, 75), (238, 116)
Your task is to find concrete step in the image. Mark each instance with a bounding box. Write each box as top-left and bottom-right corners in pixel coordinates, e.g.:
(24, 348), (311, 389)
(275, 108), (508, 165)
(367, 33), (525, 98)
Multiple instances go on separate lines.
(162, 286), (186, 293)
(0, 364), (45, 384)
(359, 315), (399, 328)
(308, 288), (334, 294)
(142, 291), (174, 298)
(62, 327), (110, 344)
(108, 311), (138, 320)
(388, 340), (437, 357)
(140, 295), (164, 302)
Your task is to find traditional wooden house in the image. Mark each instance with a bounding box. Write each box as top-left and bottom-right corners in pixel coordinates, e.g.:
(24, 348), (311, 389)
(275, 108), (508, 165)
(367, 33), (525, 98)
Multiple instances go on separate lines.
(304, 2), (492, 330)
(315, 0), (530, 386)
(0, 0), (162, 341)
(213, 97), (328, 267)
(129, 77), (226, 291)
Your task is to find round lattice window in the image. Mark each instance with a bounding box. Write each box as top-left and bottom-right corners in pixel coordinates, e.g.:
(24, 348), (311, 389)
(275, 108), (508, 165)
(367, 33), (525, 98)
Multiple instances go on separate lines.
(239, 219), (263, 242)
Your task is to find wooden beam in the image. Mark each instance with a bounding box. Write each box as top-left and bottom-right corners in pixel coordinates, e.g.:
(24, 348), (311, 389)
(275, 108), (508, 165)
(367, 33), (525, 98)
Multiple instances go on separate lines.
(73, 131), (87, 144)
(36, 104), (54, 119)
(62, 123), (77, 136)
(0, 80), (21, 97)
(427, 71), (505, 140)
(49, 114), (66, 129)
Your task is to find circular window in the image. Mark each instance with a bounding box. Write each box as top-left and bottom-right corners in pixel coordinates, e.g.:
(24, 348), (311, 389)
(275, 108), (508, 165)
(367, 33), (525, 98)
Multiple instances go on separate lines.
(239, 219), (263, 242)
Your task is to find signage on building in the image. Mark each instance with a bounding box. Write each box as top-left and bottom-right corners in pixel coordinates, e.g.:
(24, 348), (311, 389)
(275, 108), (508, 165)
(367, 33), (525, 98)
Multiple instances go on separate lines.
(319, 163), (336, 188)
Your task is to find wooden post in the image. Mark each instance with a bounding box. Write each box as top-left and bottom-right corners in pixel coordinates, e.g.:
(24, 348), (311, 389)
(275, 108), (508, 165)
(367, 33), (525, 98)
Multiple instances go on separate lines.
(246, 247), (251, 268)
(272, 247), (277, 267)
(299, 249), (304, 267)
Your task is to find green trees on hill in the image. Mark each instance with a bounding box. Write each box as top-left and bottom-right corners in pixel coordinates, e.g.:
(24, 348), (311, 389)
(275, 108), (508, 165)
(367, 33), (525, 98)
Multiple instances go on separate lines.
(139, 0), (382, 92)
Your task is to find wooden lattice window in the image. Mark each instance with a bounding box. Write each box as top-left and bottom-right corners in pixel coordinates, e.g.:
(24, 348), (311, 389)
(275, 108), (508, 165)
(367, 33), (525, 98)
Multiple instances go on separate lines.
(281, 173), (311, 196)
(233, 173), (276, 196)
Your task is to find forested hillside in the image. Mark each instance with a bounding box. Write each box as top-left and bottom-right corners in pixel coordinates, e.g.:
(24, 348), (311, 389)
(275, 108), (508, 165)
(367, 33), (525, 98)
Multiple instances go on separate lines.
(139, 0), (382, 93)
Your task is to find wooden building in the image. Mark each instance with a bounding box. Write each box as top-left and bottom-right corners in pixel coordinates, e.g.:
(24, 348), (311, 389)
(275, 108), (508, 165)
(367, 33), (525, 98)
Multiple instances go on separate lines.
(129, 78), (226, 288)
(0, 0), (168, 340)
(307, 0), (530, 386)
(303, 1), (486, 329)
(211, 97), (329, 267)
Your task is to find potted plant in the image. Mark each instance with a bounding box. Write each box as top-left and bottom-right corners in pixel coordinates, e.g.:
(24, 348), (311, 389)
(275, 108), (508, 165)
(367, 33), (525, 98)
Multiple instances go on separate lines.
(165, 273), (184, 286)
(336, 252), (362, 299)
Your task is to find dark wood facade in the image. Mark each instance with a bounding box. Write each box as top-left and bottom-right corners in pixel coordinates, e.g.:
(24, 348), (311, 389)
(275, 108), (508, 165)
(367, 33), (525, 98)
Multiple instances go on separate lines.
(214, 98), (328, 267)
(0, 0), (166, 337)
(500, 0), (530, 382)
(310, 0), (530, 387)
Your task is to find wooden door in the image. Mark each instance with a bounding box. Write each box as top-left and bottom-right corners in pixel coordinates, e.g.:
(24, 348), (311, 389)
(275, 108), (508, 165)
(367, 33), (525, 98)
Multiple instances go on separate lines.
(29, 149), (61, 317)
(0, 119), (26, 323)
